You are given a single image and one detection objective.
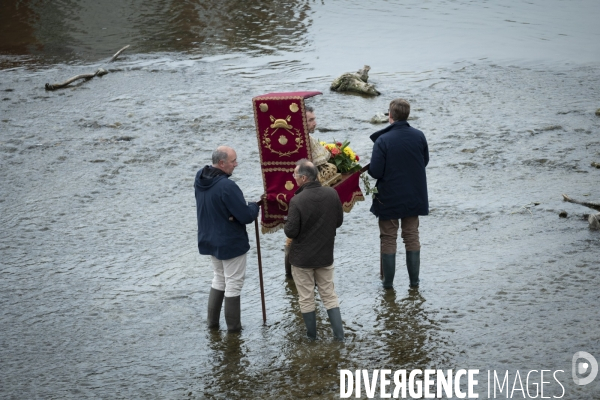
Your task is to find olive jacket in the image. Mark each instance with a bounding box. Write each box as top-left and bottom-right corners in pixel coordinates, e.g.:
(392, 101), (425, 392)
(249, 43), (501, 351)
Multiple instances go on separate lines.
(284, 181), (344, 268)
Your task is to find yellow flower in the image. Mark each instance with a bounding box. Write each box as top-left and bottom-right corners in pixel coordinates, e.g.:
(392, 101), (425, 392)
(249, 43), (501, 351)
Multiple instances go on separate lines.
(343, 146), (355, 160)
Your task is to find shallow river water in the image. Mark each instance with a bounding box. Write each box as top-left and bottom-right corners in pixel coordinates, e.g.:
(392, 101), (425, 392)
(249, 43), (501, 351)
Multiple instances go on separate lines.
(1, 1), (599, 399)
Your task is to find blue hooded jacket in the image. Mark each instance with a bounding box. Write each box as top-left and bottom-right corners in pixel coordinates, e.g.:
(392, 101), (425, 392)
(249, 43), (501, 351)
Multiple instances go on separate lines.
(194, 166), (259, 260)
(368, 120), (429, 220)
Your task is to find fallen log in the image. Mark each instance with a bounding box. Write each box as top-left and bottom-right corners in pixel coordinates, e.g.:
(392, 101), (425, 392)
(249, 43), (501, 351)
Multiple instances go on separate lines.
(45, 68), (108, 90)
(331, 65), (380, 96)
(44, 45), (129, 91)
(562, 194), (600, 212)
(562, 194), (600, 230)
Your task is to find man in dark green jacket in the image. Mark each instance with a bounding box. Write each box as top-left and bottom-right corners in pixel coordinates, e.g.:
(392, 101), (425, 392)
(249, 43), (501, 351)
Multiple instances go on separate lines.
(195, 146), (259, 332)
(284, 159), (345, 340)
(368, 98), (429, 289)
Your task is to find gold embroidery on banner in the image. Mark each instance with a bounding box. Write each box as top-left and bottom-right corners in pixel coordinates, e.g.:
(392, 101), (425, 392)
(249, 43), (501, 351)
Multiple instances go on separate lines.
(262, 126), (304, 157)
(260, 168), (294, 219)
(276, 193), (289, 211)
(341, 191), (365, 213)
(252, 96), (310, 169)
(270, 115), (293, 130)
(262, 167), (294, 173)
(261, 221), (285, 234)
(278, 135), (288, 145)
(252, 96), (317, 223)
(262, 161), (296, 166)
(289, 103), (299, 113)
(285, 181), (294, 191)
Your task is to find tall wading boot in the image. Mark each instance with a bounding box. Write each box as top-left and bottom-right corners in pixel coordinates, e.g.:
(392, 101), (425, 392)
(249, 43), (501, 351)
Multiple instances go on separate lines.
(207, 288), (225, 329)
(327, 307), (344, 341)
(406, 250), (420, 287)
(224, 295), (242, 333)
(284, 245), (293, 278)
(301, 311), (317, 340)
(381, 253), (396, 289)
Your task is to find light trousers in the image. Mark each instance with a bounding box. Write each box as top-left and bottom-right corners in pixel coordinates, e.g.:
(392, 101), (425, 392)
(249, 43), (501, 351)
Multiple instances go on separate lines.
(211, 253), (247, 297)
(291, 265), (339, 313)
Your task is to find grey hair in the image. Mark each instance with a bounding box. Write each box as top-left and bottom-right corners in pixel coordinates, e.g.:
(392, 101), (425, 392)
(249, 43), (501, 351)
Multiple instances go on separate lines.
(212, 148), (229, 165)
(305, 106), (314, 113)
(296, 158), (318, 181)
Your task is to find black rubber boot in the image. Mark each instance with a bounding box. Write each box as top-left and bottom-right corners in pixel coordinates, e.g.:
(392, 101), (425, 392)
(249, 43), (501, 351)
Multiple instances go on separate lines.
(301, 311), (317, 339)
(406, 250), (420, 287)
(284, 245), (293, 278)
(207, 288), (225, 329)
(224, 295), (242, 333)
(381, 253), (396, 289)
(327, 307), (344, 341)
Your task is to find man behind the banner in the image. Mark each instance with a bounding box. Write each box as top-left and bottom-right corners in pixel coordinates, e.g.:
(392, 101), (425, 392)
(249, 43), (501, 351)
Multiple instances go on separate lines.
(283, 106), (332, 278)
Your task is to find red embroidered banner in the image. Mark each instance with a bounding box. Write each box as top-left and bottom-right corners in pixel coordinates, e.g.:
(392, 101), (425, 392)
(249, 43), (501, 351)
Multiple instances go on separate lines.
(253, 91), (364, 233)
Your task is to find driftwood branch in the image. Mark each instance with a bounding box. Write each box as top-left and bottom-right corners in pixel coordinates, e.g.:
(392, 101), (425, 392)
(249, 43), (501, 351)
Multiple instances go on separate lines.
(562, 194), (600, 212)
(562, 194), (600, 229)
(109, 45), (130, 63)
(44, 45), (129, 91)
(45, 68), (107, 91)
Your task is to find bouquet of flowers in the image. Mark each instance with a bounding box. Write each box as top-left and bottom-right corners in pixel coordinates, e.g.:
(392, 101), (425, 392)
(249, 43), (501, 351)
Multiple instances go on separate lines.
(319, 140), (362, 173)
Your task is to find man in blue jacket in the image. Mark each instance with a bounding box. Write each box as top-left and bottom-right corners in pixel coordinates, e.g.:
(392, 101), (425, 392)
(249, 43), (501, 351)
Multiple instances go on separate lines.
(195, 146), (260, 332)
(368, 99), (429, 288)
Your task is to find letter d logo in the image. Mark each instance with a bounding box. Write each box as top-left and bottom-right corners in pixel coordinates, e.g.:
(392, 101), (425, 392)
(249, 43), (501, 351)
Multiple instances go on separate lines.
(572, 351), (598, 385)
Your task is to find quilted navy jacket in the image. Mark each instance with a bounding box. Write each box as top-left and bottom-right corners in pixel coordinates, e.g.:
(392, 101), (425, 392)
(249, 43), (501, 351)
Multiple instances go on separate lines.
(194, 166), (259, 260)
(368, 120), (429, 220)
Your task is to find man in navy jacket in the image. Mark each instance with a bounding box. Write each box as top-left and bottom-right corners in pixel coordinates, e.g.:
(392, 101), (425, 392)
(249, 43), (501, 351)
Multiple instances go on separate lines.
(368, 99), (429, 288)
(195, 146), (259, 332)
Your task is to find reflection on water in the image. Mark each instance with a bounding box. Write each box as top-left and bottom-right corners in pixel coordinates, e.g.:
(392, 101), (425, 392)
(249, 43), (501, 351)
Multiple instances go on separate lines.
(204, 331), (251, 397)
(375, 289), (443, 368)
(0, 0), (313, 65)
(3, 0), (599, 71)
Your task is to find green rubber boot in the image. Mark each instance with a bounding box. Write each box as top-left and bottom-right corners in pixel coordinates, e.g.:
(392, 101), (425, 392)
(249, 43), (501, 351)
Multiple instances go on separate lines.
(207, 288), (225, 329)
(381, 253), (396, 289)
(224, 295), (242, 332)
(327, 307), (345, 341)
(301, 311), (317, 339)
(406, 250), (420, 287)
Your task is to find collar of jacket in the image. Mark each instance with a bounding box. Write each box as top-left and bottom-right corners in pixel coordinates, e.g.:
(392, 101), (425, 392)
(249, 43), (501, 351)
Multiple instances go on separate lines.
(369, 120), (411, 143)
(201, 165), (230, 179)
(295, 180), (322, 195)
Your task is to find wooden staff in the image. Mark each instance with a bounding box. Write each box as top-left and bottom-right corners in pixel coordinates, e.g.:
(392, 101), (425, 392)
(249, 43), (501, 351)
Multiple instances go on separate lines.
(254, 216), (267, 325)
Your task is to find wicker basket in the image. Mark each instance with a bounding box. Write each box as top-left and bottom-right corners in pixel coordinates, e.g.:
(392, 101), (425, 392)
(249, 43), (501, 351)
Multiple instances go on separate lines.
(317, 163), (342, 187)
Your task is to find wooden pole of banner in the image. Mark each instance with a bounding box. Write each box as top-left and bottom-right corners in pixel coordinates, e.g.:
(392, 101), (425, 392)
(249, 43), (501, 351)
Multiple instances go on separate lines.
(254, 217), (267, 325)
